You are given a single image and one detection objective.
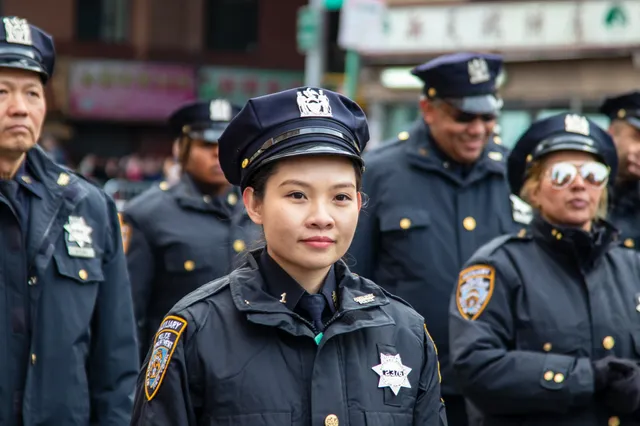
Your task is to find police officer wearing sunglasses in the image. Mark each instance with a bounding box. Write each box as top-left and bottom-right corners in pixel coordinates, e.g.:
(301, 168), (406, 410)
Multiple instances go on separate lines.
(600, 91), (640, 251)
(121, 100), (260, 361)
(449, 113), (640, 426)
(349, 52), (527, 426)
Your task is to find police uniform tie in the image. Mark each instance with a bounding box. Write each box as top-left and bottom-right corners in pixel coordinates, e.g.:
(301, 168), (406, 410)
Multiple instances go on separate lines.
(299, 293), (326, 333)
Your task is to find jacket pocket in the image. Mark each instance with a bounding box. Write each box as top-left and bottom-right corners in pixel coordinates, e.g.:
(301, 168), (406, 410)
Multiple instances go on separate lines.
(378, 208), (430, 276)
(164, 246), (214, 274)
(53, 254), (104, 283)
(364, 411), (413, 426)
(209, 412), (291, 426)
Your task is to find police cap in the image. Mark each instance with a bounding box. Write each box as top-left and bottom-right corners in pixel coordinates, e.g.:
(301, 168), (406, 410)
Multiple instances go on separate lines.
(411, 52), (503, 114)
(218, 87), (369, 189)
(0, 17), (55, 83)
(508, 113), (618, 196)
(168, 99), (241, 143)
(600, 91), (640, 130)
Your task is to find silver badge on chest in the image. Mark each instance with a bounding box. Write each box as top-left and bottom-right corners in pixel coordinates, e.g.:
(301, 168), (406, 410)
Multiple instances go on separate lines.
(372, 353), (412, 395)
(64, 216), (95, 258)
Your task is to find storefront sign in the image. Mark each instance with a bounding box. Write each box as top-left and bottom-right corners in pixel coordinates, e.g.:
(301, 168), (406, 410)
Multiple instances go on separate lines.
(198, 67), (304, 106)
(68, 60), (196, 121)
(361, 1), (640, 55)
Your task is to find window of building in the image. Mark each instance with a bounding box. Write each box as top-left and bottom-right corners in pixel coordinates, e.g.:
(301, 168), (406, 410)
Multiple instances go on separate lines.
(76, 0), (130, 43)
(204, 0), (259, 51)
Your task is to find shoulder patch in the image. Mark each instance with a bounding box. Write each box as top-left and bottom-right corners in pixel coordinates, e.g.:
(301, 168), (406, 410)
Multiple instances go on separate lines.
(145, 315), (188, 401)
(456, 265), (495, 321)
(510, 194), (533, 225)
(117, 213), (131, 254)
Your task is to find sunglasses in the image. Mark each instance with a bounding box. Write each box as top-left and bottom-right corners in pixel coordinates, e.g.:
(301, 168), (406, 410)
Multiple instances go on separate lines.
(440, 102), (497, 124)
(545, 161), (610, 189)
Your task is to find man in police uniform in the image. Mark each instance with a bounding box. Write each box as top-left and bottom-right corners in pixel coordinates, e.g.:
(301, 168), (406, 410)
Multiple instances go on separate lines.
(121, 100), (260, 361)
(599, 91), (640, 250)
(0, 17), (138, 425)
(349, 53), (528, 426)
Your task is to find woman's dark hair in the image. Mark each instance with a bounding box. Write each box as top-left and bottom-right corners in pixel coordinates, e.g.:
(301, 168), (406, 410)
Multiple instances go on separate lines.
(246, 158), (364, 201)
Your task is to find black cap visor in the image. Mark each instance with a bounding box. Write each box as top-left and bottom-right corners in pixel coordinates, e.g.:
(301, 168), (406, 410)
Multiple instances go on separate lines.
(0, 46), (48, 82)
(444, 94), (503, 115)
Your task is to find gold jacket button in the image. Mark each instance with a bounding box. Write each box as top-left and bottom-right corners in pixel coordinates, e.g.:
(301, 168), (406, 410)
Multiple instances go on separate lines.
(78, 269), (88, 280)
(624, 238), (635, 248)
(463, 217), (476, 231)
(543, 342), (552, 352)
(227, 193), (238, 206)
(31, 353), (36, 365)
(603, 336), (615, 350)
(399, 218), (411, 229)
(233, 240), (246, 253)
(543, 370), (554, 381)
(553, 373), (565, 383)
(325, 414), (339, 426)
(159, 181), (169, 191)
(609, 416), (620, 426)
(184, 260), (195, 271)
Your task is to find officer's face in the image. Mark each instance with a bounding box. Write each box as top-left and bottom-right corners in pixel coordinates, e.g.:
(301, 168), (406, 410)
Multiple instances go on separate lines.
(0, 68), (45, 157)
(609, 120), (640, 181)
(421, 99), (494, 164)
(531, 151), (605, 231)
(243, 156), (362, 276)
(184, 140), (228, 186)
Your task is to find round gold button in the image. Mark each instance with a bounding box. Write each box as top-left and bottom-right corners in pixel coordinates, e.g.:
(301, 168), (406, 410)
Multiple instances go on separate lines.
(31, 353), (36, 365)
(553, 373), (565, 383)
(543, 370), (554, 381)
(526, 154), (533, 163)
(325, 414), (339, 426)
(624, 238), (635, 248)
(427, 87), (436, 97)
(618, 109), (626, 119)
(493, 136), (502, 145)
(184, 260), (195, 271)
(159, 181), (169, 191)
(603, 336), (615, 350)
(227, 193), (238, 206)
(463, 217), (476, 231)
(78, 269), (88, 280)
(241, 158), (249, 168)
(609, 415), (620, 426)
(543, 342), (552, 352)
(398, 131), (410, 141)
(399, 218), (411, 230)
(233, 239), (246, 253)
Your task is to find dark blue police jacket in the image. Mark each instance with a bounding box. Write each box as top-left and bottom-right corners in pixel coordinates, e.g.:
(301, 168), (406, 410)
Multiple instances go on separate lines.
(0, 146), (138, 426)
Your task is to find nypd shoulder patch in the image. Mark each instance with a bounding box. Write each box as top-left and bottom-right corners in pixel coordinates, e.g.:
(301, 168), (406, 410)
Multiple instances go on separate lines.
(145, 315), (188, 401)
(456, 265), (495, 321)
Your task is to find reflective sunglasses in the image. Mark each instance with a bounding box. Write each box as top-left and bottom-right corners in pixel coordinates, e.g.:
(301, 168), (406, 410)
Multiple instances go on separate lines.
(545, 161), (610, 189)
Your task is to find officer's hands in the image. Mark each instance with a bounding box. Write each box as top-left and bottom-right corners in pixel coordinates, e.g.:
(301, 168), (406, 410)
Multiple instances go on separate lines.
(592, 356), (640, 414)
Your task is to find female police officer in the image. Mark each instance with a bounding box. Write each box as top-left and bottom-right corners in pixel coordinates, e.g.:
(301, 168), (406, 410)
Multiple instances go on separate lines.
(449, 113), (640, 426)
(130, 87), (447, 426)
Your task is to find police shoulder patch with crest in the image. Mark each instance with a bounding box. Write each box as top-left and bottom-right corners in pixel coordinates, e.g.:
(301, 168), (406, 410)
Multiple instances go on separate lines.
(456, 264), (496, 321)
(145, 315), (188, 401)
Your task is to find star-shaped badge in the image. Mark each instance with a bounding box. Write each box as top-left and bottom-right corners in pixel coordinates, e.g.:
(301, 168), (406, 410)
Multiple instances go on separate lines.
(372, 353), (412, 395)
(64, 216), (93, 248)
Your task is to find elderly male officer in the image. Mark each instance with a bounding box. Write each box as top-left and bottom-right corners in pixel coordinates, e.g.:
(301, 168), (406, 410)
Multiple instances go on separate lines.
(599, 91), (640, 250)
(0, 17), (138, 426)
(121, 100), (259, 361)
(349, 53), (529, 426)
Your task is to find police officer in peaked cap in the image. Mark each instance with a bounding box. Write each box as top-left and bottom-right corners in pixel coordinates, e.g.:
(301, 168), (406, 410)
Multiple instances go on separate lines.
(130, 87), (448, 426)
(600, 91), (640, 250)
(121, 99), (260, 361)
(0, 17), (138, 425)
(450, 113), (640, 425)
(349, 52), (527, 426)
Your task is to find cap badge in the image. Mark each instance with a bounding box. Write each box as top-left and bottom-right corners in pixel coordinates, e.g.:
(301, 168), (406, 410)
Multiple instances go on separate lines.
(468, 58), (490, 84)
(564, 114), (590, 136)
(4, 17), (32, 46)
(210, 99), (232, 121)
(297, 88), (333, 118)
